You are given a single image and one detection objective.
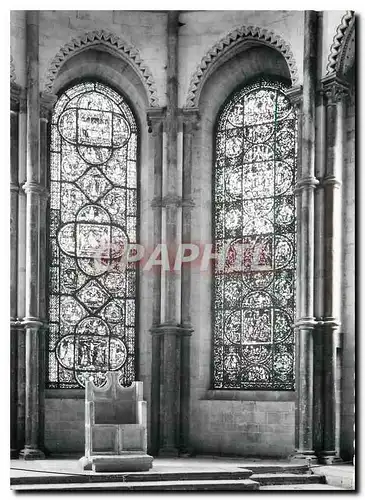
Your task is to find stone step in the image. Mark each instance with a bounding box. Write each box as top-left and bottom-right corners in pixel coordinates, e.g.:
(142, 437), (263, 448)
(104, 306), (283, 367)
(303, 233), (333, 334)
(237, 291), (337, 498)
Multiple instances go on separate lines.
(12, 479), (260, 492)
(11, 468), (253, 486)
(260, 484), (347, 490)
(244, 464), (309, 474)
(251, 472), (325, 486)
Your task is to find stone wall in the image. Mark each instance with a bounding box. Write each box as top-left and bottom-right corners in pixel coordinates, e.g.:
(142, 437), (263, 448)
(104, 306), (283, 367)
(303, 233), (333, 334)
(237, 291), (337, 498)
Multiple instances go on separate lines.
(45, 398), (85, 454)
(191, 400), (295, 457)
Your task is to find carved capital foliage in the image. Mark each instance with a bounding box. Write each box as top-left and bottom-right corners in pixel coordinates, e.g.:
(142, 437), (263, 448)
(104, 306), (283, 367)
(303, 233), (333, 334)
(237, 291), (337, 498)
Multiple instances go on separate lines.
(321, 74), (350, 106)
(326, 11), (355, 76)
(44, 29), (160, 107)
(185, 25), (299, 108)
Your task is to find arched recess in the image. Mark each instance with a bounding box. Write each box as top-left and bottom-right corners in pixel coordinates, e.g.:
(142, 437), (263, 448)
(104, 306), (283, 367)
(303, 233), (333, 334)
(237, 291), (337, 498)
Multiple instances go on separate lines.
(43, 29), (160, 107)
(42, 40), (158, 454)
(326, 11), (355, 79)
(185, 25), (298, 108)
(187, 40), (298, 456)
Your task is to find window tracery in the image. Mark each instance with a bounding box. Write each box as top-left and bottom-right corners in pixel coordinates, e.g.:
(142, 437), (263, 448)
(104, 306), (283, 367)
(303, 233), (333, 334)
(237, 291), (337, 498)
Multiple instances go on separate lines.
(47, 81), (138, 388)
(213, 79), (297, 390)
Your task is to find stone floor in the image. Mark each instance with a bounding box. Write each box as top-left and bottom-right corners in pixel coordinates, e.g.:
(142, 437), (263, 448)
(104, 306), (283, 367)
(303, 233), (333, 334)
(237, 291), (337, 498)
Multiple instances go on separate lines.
(10, 456), (305, 477)
(10, 457), (354, 491)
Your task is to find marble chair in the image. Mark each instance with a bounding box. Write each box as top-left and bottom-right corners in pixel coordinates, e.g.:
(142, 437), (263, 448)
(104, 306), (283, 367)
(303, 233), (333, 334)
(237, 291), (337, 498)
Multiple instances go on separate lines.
(80, 372), (153, 472)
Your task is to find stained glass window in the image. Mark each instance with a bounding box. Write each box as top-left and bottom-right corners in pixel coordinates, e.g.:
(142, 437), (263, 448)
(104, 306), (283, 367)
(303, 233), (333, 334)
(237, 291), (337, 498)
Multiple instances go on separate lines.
(47, 82), (138, 388)
(213, 79), (297, 390)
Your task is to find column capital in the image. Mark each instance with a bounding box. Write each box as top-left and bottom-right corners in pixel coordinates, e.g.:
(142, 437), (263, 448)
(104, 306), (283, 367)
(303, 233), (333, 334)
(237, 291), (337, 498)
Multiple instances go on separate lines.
(179, 107), (201, 133)
(10, 182), (19, 193)
(150, 323), (193, 336)
(320, 74), (350, 106)
(10, 82), (26, 113)
(286, 85), (303, 110)
(40, 91), (57, 120)
(147, 107), (166, 134)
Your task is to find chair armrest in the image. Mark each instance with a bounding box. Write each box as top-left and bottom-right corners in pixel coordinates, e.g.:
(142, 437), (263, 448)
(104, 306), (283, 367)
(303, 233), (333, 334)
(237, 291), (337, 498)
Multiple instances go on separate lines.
(137, 400), (147, 427)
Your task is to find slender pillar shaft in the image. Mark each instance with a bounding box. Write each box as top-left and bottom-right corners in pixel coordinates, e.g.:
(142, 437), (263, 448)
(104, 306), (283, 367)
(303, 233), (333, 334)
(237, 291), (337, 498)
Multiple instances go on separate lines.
(16, 91), (27, 452)
(164, 10), (179, 325)
(10, 87), (20, 458)
(313, 95), (326, 453)
(179, 110), (199, 455)
(320, 76), (347, 463)
(19, 10), (44, 460)
(38, 94), (56, 453)
(147, 110), (164, 455)
(292, 10), (319, 464)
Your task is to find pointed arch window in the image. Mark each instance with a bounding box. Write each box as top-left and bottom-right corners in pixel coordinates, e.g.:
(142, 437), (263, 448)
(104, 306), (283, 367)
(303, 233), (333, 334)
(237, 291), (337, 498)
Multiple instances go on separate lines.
(213, 79), (297, 390)
(47, 81), (138, 389)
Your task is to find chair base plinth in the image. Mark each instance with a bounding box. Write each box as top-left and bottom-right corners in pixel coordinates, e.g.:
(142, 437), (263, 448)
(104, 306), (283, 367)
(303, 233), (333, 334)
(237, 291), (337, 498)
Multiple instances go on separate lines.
(80, 453), (153, 472)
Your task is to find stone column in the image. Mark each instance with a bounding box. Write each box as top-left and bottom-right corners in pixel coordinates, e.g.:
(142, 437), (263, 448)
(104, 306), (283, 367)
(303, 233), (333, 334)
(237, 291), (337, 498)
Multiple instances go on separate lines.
(19, 10), (45, 460)
(38, 93), (57, 452)
(16, 88), (27, 453)
(178, 108), (199, 455)
(10, 82), (21, 458)
(149, 11), (193, 457)
(147, 107), (165, 455)
(319, 74), (348, 464)
(291, 10), (319, 464)
(312, 90), (326, 455)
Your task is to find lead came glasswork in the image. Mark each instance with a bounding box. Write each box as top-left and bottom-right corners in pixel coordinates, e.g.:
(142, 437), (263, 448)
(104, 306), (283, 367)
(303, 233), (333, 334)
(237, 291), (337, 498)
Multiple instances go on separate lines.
(48, 82), (138, 388)
(213, 79), (297, 390)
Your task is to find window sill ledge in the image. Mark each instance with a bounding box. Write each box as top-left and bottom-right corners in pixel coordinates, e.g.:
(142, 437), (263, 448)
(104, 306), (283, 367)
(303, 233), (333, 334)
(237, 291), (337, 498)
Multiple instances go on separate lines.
(200, 390), (296, 402)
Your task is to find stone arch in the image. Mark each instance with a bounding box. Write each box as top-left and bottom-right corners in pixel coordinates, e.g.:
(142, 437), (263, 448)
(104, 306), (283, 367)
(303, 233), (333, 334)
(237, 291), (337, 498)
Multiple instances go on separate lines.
(43, 29), (160, 107)
(185, 25), (299, 108)
(326, 11), (355, 76)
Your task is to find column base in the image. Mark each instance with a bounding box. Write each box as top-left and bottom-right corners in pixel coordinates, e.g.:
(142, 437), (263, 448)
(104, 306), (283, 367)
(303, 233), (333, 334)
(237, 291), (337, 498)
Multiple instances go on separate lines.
(290, 451), (318, 465)
(19, 447), (45, 460)
(158, 446), (179, 457)
(319, 453), (343, 465)
(11, 448), (19, 459)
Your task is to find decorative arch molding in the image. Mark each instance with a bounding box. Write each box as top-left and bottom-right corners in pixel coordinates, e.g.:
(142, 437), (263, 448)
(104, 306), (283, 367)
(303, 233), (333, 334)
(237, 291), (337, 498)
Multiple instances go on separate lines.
(326, 11), (355, 76)
(43, 29), (160, 106)
(185, 25), (299, 108)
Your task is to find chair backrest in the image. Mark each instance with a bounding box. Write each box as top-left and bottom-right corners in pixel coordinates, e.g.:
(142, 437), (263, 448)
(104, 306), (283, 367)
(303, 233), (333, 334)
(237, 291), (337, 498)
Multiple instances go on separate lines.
(86, 372), (143, 425)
